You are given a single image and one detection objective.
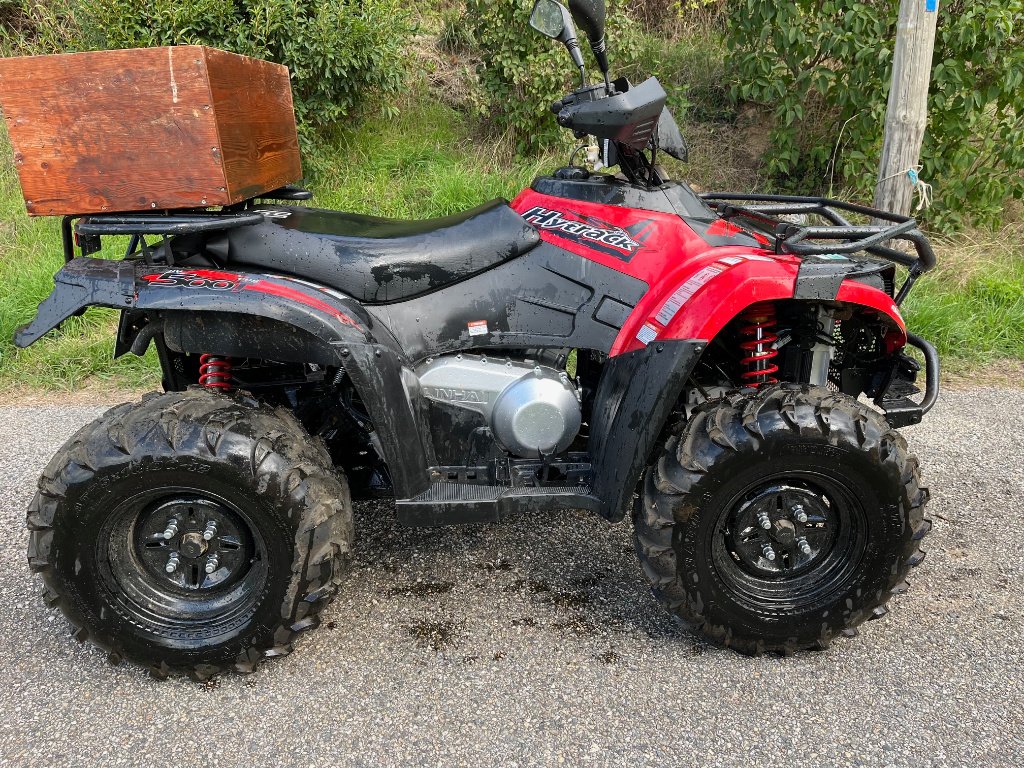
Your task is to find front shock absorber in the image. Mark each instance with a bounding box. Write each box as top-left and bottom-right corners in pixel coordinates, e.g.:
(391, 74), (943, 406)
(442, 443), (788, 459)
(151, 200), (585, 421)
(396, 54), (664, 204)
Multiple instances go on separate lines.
(738, 302), (780, 388)
(198, 354), (233, 390)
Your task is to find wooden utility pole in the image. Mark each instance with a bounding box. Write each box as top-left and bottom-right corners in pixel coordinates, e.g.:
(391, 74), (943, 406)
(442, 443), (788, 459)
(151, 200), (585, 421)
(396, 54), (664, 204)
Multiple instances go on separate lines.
(874, 0), (939, 216)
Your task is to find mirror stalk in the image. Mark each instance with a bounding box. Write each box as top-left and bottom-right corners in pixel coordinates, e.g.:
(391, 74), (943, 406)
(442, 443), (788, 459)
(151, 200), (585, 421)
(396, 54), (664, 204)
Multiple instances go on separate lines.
(589, 34), (609, 78)
(566, 38), (587, 87)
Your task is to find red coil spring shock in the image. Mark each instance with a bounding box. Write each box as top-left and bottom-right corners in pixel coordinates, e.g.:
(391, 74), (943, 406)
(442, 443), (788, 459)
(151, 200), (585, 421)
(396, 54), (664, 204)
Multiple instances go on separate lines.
(738, 302), (780, 388)
(198, 354), (233, 390)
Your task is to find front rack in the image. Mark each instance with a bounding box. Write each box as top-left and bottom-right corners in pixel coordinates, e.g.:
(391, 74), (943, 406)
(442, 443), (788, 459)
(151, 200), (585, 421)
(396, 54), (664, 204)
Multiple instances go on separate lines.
(700, 193), (937, 305)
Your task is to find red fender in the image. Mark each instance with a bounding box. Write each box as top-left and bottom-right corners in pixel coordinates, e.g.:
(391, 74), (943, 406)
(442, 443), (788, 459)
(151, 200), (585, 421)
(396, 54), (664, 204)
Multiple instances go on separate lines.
(613, 258), (907, 355)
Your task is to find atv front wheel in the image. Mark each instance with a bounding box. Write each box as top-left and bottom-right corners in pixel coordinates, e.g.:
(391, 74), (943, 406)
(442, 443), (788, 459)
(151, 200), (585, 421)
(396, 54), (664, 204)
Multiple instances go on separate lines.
(26, 389), (353, 679)
(633, 384), (930, 655)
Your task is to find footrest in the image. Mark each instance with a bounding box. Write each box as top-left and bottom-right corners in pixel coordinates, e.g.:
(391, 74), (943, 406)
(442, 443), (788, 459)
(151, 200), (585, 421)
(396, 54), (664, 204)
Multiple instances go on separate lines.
(880, 395), (923, 428)
(396, 481), (596, 526)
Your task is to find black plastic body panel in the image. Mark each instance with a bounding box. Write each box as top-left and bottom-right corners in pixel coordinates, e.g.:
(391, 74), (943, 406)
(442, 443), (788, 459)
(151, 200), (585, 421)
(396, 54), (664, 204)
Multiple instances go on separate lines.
(557, 77), (667, 149)
(532, 175), (713, 218)
(366, 241), (648, 362)
(396, 484), (602, 526)
(588, 338), (704, 521)
(14, 258), (136, 347)
(794, 256), (892, 300)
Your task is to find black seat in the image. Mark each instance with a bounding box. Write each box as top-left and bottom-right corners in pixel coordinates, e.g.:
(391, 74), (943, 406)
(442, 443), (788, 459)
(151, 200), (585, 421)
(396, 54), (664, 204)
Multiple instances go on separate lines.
(218, 199), (541, 304)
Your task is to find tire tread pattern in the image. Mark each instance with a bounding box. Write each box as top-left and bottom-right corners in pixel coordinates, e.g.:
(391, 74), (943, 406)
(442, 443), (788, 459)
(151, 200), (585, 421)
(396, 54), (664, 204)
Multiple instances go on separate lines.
(26, 388), (353, 680)
(633, 384), (931, 656)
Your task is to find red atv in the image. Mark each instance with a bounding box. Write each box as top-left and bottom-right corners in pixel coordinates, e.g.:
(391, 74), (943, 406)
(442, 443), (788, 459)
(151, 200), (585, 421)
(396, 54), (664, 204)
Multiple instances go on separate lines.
(19, 0), (935, 677)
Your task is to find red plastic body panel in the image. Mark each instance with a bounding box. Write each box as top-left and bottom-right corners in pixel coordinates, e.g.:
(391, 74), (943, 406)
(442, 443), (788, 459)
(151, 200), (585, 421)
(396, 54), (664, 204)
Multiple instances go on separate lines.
(510, 187), (907, 356)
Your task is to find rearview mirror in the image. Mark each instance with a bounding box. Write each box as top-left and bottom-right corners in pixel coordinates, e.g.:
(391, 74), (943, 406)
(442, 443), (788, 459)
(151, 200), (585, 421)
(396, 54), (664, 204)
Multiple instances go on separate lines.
(529, 0), (587, 84)
(529, 0), (570, 41)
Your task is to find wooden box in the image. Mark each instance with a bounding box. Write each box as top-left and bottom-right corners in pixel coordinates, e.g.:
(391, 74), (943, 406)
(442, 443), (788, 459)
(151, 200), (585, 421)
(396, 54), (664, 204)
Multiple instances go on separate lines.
(0, 45), (302, 215)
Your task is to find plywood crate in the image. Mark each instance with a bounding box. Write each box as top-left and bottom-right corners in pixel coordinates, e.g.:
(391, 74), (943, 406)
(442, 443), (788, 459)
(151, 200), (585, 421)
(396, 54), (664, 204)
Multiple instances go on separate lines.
(0, 45), (302, 215)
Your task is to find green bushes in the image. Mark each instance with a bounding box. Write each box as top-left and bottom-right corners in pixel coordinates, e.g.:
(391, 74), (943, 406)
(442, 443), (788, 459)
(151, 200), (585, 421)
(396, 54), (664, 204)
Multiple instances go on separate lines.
(727, 0), (1024, 229)
(1, 0), (413, 147)
(464, 0), (640, 153)
(79, 0), (412, 145)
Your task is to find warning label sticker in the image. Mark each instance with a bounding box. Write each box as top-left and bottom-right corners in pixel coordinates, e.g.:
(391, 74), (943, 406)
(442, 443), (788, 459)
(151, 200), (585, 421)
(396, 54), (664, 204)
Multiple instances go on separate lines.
(467, 320), (489, 337)
(655, 265), (725, 326)
(636, 323), (659, 346)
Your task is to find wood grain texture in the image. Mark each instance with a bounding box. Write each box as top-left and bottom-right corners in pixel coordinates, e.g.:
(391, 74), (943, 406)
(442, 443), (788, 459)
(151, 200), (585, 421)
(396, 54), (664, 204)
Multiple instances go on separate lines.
(0, 46), (301, 216)
(204, 48), (301, 201)
(873, 0), (938, 217)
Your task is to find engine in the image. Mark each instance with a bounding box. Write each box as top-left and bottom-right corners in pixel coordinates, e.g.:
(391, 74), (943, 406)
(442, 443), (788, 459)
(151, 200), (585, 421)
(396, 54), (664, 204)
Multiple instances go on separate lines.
(416, 354), (581, 459)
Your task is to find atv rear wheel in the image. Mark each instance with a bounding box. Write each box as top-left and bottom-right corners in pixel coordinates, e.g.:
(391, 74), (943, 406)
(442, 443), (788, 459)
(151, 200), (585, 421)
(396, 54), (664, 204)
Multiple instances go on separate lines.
(26, 389), (353, 679)
(633, 384), (930, 655)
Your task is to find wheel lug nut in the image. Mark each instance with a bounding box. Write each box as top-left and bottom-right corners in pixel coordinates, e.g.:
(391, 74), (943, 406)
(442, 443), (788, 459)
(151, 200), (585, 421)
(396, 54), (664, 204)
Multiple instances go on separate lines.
(757, 511), (772, 530)
(204, 554), (219, 574)
(202, 521), (218, 541)
(797, 537), (811, 555)
(162, 519), (179, 540)
(761, 544), (776, 561)
(792, 504), (808, 524)
(165, 552), (180, 573)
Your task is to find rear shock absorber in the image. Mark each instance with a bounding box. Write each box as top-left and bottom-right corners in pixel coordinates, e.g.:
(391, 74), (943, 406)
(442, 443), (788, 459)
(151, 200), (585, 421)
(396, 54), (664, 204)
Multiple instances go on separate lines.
(198, 354), (233, 390)
(738, 302), (780, 388)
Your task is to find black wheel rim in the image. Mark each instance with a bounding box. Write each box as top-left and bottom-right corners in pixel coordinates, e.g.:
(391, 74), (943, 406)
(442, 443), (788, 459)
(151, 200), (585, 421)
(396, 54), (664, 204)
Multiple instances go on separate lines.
(97, 487), (268, 642)
(710, 472), (867, 610)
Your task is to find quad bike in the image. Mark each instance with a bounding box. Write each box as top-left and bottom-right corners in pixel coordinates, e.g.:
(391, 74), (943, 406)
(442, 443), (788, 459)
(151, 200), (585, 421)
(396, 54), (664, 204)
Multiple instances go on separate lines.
(18, 0), (936, 678)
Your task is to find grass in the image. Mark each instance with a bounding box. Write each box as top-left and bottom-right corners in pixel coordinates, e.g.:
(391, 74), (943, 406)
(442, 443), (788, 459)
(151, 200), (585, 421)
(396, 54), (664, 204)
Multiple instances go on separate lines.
(902, 231), (1024, 366)
(0, 83), (1021, 393)
(0, 144), (159, 392)
(308, 102), (557, 218)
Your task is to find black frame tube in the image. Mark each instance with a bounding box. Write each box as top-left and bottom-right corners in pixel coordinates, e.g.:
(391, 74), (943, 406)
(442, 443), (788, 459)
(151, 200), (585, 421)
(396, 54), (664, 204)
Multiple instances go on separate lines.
(906, 332), (940, 415)
(700, 193), (937, 296)
(75, 211), (265, 236)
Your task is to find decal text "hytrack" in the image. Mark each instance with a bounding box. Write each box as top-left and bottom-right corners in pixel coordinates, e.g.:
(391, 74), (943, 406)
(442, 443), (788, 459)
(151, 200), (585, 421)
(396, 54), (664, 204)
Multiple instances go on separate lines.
(522, 206), (643, 255)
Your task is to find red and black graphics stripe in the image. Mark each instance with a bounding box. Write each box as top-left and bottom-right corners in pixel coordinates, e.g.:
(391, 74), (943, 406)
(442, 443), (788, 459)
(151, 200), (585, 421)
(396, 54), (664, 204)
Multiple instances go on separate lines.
(140, 269), (363, 330)
(521, 205), (655, 262)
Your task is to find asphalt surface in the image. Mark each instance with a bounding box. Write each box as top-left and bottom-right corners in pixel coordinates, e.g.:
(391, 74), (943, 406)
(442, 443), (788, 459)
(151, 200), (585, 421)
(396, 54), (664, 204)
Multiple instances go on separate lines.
(0, 389), (1021, 767)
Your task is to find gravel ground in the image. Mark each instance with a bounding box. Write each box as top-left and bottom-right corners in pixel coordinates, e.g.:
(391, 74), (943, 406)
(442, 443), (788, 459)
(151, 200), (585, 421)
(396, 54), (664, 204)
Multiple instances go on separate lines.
(0, 389), (1021, 767)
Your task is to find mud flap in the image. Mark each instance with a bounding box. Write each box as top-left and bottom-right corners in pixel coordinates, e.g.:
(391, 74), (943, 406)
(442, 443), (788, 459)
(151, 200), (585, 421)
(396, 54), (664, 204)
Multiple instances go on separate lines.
(15, 258), (136, 347)
(588, 338), (704, 521)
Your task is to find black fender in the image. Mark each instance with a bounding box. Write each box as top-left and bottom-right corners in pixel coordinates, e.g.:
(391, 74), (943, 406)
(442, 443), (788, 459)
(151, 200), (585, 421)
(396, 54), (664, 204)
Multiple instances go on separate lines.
(15, 258), (432, 499)
(588, 338), (704, 521)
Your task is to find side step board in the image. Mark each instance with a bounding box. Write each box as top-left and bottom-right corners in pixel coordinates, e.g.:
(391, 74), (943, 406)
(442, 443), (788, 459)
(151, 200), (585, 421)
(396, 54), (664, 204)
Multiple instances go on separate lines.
(396, 482), (602, 526)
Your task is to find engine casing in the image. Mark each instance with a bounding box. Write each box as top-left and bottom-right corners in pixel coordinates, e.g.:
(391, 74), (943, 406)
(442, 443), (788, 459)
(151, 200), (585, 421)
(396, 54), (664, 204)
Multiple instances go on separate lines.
(416, 354), (581, 458)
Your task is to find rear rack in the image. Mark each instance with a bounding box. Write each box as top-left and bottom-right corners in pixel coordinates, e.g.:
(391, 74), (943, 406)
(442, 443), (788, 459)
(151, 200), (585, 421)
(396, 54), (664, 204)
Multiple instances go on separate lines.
(61, 209), (264, 264)
(700, 193), (937, 305)
(59, 185), (313, 263)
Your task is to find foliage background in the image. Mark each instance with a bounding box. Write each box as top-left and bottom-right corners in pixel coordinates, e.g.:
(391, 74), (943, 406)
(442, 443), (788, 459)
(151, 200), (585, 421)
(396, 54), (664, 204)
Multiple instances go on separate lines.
(727, 0), (1024, 230)
(463, 0), (643, 152)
